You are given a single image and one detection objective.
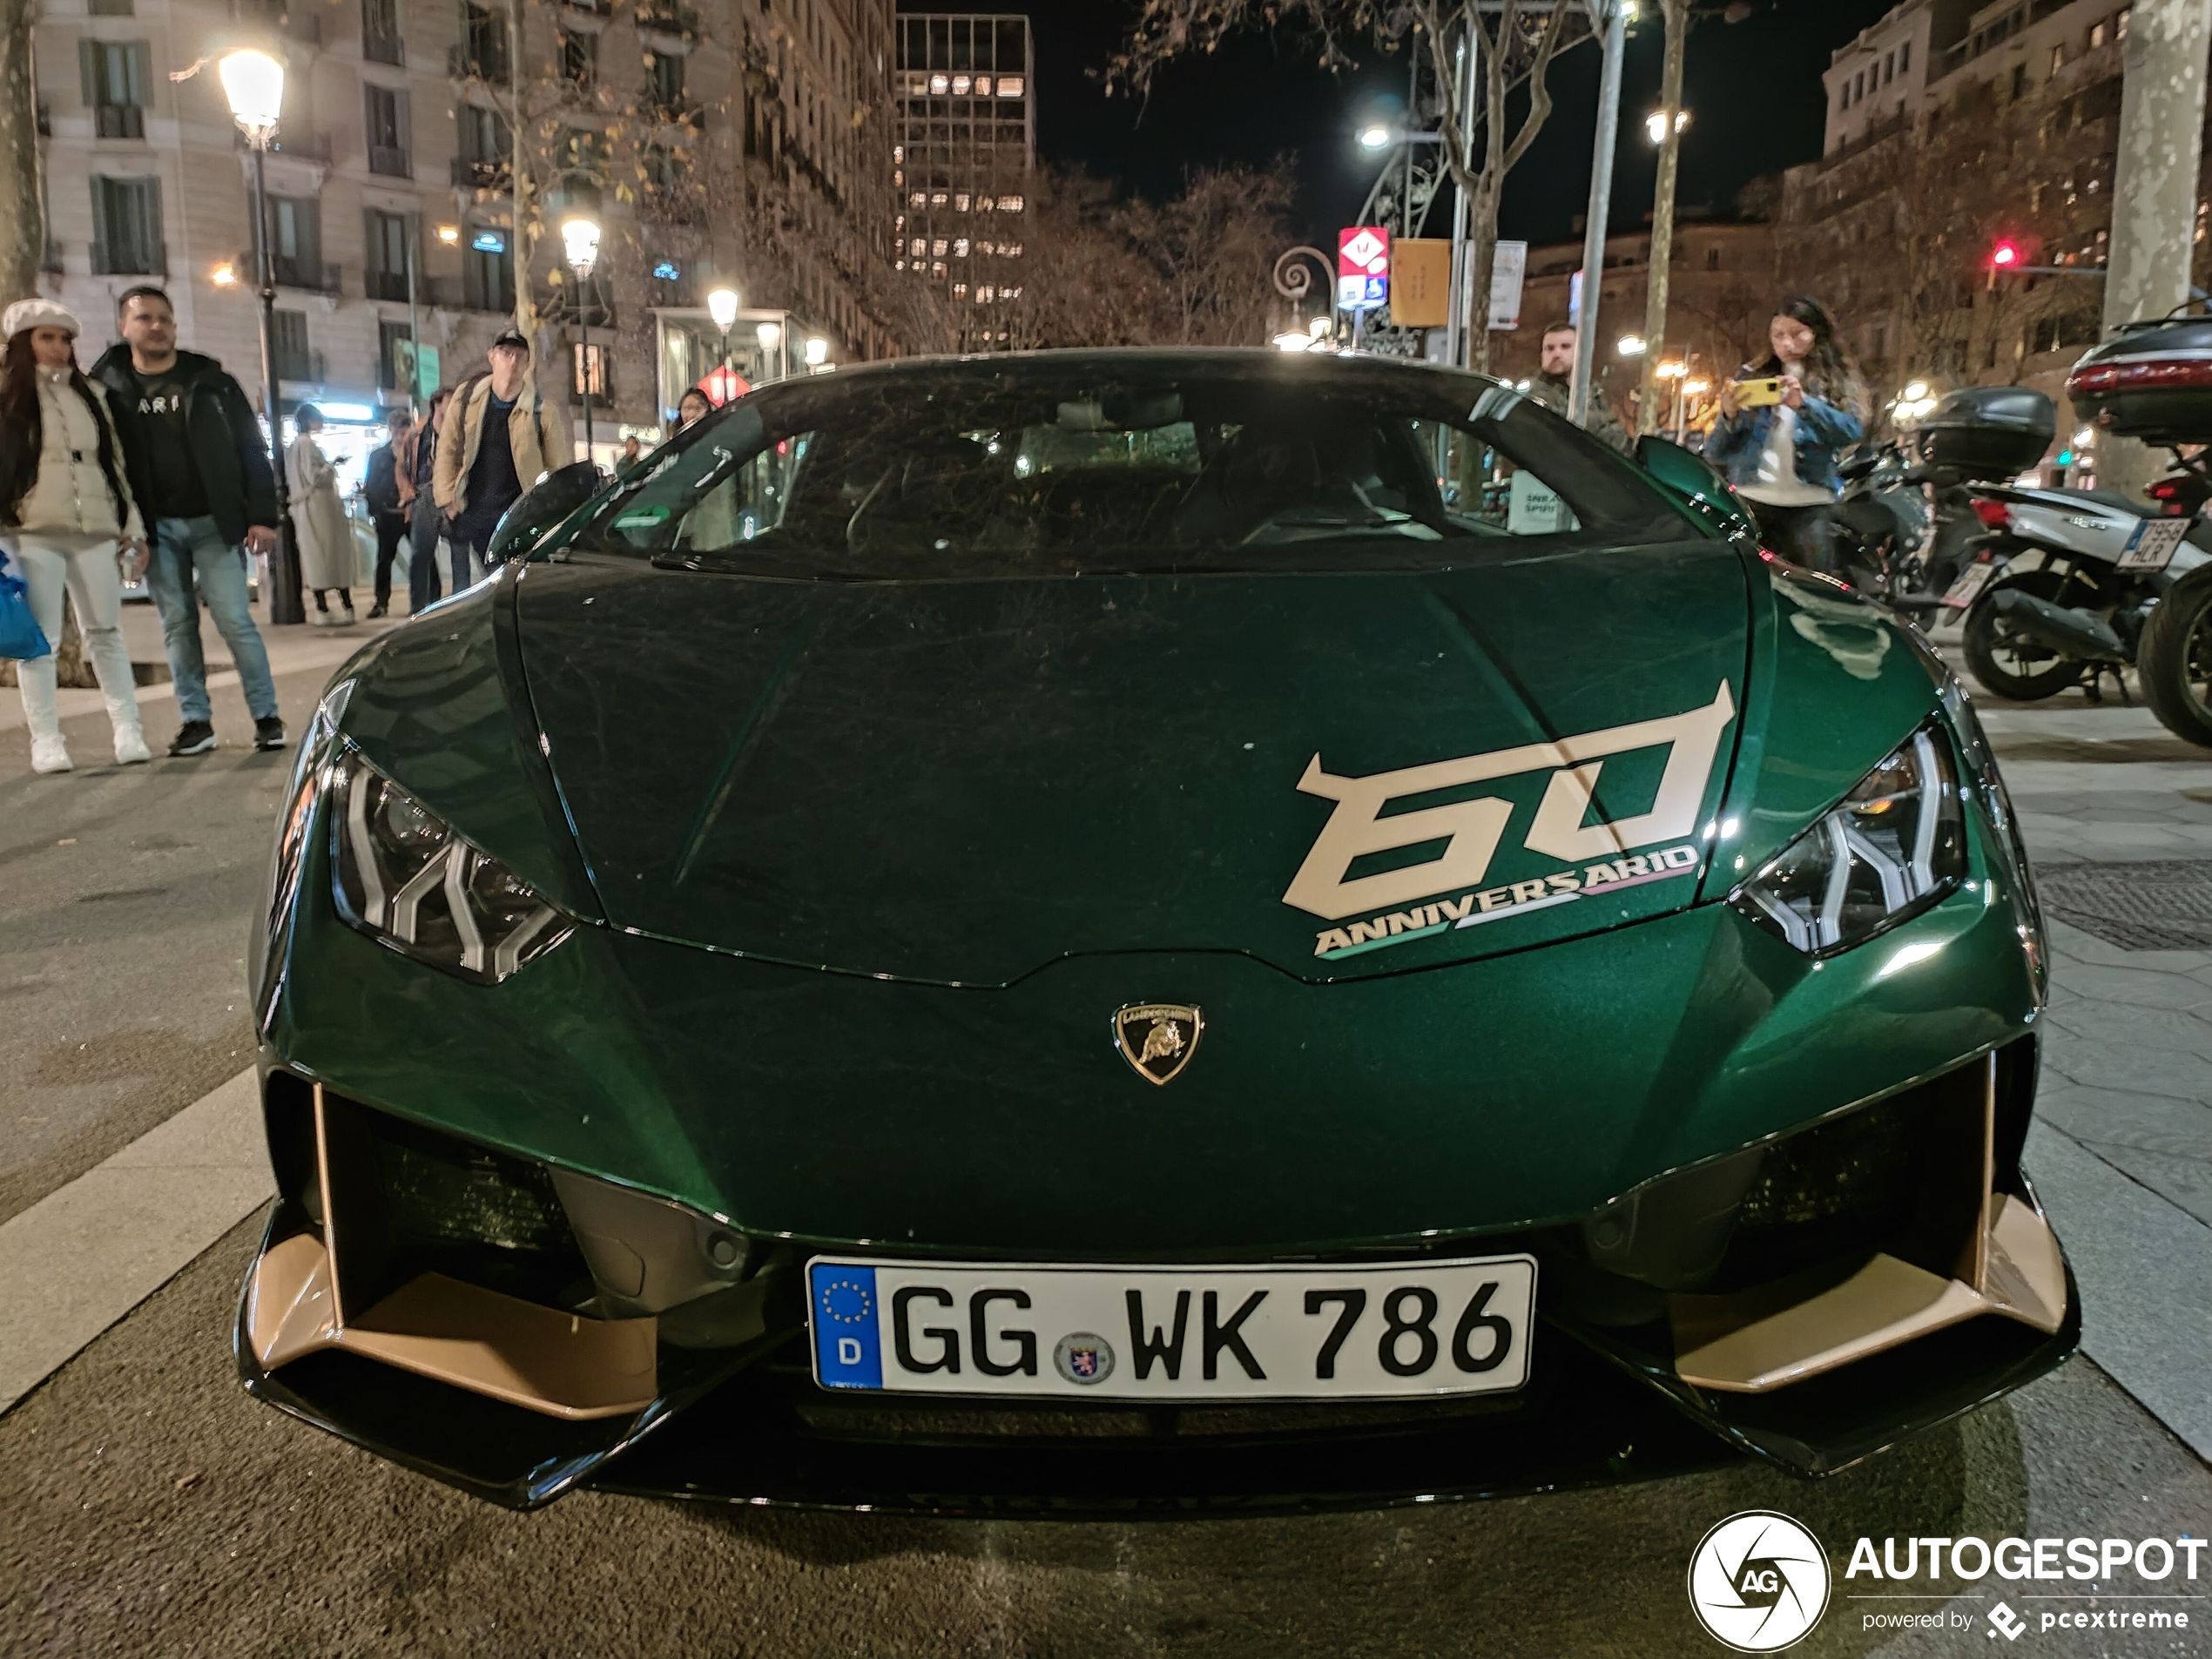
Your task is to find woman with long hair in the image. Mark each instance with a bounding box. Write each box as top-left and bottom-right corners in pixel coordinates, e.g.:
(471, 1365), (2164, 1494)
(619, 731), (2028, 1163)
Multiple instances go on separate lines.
(1706, 295), (1867, 575)
(673, 387), (715, 434)
(0, 299), (150, 772)
(287, 404), (356, 624)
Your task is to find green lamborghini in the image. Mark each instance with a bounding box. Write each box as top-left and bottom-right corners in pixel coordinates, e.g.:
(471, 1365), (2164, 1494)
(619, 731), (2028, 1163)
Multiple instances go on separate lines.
(241, 350), (2073, 1511)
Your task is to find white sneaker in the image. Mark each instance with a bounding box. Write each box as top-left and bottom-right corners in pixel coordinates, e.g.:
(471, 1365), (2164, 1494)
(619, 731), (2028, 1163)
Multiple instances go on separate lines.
(30, 735), (73, 773)
(114, 727), (152, 765)
(313, 610), (335, 627)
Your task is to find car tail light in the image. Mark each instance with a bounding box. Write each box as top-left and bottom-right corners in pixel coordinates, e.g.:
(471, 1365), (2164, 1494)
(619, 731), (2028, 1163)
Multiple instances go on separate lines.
(2067, 354), (2212, 398)
(1971, 498), (2012, 530)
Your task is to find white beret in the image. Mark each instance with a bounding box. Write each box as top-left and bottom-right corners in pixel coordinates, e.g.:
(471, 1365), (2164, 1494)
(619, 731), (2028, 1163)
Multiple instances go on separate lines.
(3, 298), (81, 338)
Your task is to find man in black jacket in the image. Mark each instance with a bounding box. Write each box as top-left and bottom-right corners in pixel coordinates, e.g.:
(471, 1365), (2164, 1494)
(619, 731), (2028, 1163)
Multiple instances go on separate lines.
(363, 408), (412, 618)
(91, 287), (285, 755)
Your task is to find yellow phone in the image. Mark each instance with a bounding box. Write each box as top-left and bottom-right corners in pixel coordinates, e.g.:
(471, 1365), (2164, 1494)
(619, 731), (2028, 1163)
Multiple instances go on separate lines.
(1735, 376), (1784, 408)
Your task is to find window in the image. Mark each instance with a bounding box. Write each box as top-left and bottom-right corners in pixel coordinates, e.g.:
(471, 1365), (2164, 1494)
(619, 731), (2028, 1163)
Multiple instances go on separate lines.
(2089, 20), (2107, 46)
(1705, 246), (1721, 271)
(364, 209), (413, 300)
(648, 50), (686, 116)
(88, 0), (133, 13)
(1899, 40), (1909, 72)
(90, 174), (160, 273)
(272, 308), (312, 381)
(560, 29), (597, 86)
(362, 0), (402, 65)
(265, 194), (323, 288)
(80, 41), (149, 139)
(2051, 43), (2064, 77)
(459, 3), (509, 81)
(570, 365), (1683, 578)
(1884, 51), (1894, 83)
(2116, 7), (2130, 39)
(463, 231), (514, 312)
(558, 127), (610, 179)
(2011, 63), (2028, 99)
(364, 84), (410, 177)
(378, 320), (415, 389)
(572, 341), (609, 398)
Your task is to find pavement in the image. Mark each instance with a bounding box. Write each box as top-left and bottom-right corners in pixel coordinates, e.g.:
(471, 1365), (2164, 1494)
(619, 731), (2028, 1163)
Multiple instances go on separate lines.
(0, 611), (2208, 1656)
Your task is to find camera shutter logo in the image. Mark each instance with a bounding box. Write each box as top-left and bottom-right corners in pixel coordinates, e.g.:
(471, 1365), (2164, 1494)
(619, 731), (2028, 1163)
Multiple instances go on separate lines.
(1686, 1511), (1831, 1652)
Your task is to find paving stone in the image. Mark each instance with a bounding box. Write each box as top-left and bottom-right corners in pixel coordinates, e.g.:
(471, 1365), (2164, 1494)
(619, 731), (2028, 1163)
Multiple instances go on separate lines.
(2067, 1138), (2212, 1230)
(2036, 999), (2212, 1059)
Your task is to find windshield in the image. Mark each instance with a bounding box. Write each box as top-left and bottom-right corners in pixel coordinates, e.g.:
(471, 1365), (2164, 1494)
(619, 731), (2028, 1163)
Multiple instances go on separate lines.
(563, 356), (1683, 579)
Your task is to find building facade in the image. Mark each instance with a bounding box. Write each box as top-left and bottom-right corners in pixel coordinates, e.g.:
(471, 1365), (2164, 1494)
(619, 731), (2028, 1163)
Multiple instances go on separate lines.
(34, 0), (902, 475)
(1777, 0), (2155, 457)
(892, 12), (1033, 347)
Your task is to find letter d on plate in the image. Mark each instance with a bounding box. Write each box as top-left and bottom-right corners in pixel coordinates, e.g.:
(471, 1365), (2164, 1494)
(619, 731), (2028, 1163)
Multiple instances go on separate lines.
(812, 1264), (884, 1389)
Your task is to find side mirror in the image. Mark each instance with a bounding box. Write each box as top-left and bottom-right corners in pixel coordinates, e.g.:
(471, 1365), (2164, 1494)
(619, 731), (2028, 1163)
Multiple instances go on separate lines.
(487, 462), (606, 565)
(1635, 434), (1758, 544)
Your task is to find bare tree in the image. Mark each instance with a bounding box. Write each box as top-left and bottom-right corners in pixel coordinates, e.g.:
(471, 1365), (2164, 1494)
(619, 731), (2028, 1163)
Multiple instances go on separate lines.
(1110, 1), (1590, 373)
(0, 0), (37, 303)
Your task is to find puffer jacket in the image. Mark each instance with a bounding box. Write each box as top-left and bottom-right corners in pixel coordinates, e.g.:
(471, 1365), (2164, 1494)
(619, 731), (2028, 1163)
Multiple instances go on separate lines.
(12, 368), (144, 542)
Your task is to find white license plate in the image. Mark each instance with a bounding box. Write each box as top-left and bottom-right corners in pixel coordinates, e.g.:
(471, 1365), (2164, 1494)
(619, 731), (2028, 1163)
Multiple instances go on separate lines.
(1944, 562), (1998, 608)
(807, 1255), (1536, 1400)
(2116, 518), (2191, 573)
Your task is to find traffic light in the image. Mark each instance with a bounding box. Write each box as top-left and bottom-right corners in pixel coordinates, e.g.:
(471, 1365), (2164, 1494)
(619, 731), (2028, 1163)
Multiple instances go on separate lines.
(1990, 239), (2021, 270)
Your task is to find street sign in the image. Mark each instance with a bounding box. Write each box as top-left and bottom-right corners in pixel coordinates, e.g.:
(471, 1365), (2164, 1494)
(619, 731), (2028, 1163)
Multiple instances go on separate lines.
(1338, 226), (1390, 311)
(1490, 240), (1527, 332)
(1391, 239), (1452, 328)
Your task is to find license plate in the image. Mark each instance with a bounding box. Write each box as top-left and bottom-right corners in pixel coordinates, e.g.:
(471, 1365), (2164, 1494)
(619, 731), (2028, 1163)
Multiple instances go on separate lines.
(1943, 562), (1998, 608)
(806, 1255), (1536, 1401)
(2116, 518), (2191, 573)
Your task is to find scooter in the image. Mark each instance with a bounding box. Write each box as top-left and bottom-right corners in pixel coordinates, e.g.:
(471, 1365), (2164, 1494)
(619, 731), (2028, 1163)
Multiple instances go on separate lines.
(1828, 443), (1994, 618)
(1955, 476), (2210, 703)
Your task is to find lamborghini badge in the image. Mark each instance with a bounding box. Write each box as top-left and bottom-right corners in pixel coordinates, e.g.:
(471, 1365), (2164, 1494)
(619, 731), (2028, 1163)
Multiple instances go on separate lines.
(1112, 1003), (1204, 1086)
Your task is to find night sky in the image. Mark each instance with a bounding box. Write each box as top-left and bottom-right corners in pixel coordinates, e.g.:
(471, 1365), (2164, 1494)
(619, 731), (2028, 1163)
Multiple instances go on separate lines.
(954, 1), (1900, 249)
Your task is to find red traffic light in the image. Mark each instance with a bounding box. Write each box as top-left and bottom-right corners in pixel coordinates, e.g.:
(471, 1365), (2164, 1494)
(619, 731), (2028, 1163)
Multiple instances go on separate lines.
(1990, 239), (2021, 268)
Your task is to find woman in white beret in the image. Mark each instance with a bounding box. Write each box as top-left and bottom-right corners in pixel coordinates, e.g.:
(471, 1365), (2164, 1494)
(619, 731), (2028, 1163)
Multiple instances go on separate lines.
(0, 296), (151, 772)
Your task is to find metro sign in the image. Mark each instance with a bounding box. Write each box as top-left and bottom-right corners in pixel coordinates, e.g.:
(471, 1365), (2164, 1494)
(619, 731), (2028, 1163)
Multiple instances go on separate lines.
(1338, 226), (1390, 311)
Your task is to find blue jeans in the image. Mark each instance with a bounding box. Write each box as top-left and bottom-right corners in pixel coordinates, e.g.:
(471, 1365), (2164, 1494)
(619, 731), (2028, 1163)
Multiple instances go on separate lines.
(145, 516), (279, 725)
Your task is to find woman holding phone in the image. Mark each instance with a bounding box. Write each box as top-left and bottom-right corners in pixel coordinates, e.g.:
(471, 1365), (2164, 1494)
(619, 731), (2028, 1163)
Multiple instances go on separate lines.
(1707, 296), (1866, 574)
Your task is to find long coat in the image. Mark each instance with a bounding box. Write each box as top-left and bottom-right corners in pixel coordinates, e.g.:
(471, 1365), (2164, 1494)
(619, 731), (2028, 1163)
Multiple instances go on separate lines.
(287, 434), (354, 591)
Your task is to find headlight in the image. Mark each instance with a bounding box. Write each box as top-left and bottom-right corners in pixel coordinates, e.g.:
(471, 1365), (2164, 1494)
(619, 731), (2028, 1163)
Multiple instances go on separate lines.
(331, 748), (572, 983)
(1730, 721), (1965, 955)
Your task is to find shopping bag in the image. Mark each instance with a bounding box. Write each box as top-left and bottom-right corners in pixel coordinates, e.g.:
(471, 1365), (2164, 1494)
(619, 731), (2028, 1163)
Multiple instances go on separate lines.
(0, 555), (51, 661)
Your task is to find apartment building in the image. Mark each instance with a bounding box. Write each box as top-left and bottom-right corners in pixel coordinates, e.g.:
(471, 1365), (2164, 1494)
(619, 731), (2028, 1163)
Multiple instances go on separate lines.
(1778, 0), (2145, 438)
(35, 0), (900, 469)
(892, 12), (1033, 347)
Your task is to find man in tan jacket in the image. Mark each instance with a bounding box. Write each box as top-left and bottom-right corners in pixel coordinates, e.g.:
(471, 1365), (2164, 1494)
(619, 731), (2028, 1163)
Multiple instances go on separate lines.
(432, 329), (570, 577)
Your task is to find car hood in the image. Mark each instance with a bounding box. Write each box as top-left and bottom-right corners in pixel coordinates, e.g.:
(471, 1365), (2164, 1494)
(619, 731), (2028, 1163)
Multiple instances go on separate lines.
(514, 543), (1753, 984)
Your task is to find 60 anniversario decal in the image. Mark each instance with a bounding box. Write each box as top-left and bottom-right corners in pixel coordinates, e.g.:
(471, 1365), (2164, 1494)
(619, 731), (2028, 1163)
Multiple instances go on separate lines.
(1282, 684), (1736, 961)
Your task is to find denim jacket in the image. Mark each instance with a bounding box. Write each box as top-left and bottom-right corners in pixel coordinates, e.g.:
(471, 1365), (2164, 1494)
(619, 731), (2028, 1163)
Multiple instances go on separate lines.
(1704, 389), (1865, 497)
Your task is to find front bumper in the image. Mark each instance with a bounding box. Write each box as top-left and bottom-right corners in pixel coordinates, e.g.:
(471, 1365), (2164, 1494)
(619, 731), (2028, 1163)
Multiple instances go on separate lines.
(236, 1042), (2077, 1512)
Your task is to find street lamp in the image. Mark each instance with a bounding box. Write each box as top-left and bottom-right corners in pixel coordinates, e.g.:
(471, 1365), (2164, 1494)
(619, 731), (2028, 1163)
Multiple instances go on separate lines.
(1644, 107), (1690, 145)
(1271, 330), (1313, 352)
(1358, 125), (1393, 151)
(1617, 334), (1648, 357)
(755, 319), (783, 381)
(804, 335), (830, 370)
(707, 286), (739, 373)
(218, 47), (303, 626)
(563, 210), (601, 463)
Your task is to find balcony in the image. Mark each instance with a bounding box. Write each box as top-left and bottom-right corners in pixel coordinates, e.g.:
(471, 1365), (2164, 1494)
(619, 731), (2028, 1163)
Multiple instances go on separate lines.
(368, 145), (412, 179)
(649, 96), (704, 128)
(274, 347), (327, 384)
(246, 252), (342, 294)
(237, 128), (333, 163)
(451, 156), (512, 192)
(447, 43), (509, 84)
(364, 30), (403, 67)
(91, 240), (166, 276)
(366, 270), (412, 302)
(92, 103), (145, 140)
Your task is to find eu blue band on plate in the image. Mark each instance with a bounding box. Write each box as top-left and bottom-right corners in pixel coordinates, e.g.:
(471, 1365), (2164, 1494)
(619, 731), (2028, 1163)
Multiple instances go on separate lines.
(809, 1263), (882, 1389)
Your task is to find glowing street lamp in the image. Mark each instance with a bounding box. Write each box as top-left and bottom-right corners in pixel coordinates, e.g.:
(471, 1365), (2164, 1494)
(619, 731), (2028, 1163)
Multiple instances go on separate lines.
(1644, 107), (1690, 145)
(219, 47), (302, 624)
(1357, 125), (1393, 151)
(804, 335), (830, 369)
(1271, 330), (1313, 352)
(1617, 334), (1648, 357)
(563, 211), (602, 461)
(707, 285), (739, 377)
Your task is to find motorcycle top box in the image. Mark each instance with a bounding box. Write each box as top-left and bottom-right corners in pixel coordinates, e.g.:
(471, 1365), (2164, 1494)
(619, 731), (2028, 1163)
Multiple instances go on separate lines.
(2067, 317), (2212, 444)
(1918, 386), (2057, 481)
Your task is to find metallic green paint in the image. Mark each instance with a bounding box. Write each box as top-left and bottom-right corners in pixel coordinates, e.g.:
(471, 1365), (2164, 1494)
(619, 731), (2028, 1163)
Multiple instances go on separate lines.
(265, 760), (2035, 1254)
(513, 542), (1753, 984)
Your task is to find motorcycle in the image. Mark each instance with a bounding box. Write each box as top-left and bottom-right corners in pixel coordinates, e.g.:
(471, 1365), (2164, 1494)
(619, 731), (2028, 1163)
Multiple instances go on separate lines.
(1829, 441), (1994, 615)
(1954, 477), (2210, 703)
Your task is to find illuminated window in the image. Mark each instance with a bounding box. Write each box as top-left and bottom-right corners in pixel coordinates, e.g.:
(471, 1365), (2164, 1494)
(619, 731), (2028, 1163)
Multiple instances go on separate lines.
(909, 192), (926, 207)
(997, 76), (1023, 97)
(951, 74), (970, 95)
(1004, 242), (1022, 258)
(892, 144), (903, 161)
(977, 285), (993, 302)
(1000, 194), (1023, 212)
(931, 238), (948, 256)
(1001, 286), (1021, 300)
(954, 238), (968, 257)
(976, 197), (995, 213)
(893, 170), (903, 185)
(894, 258), (907, 270)
(931, 260), (945, 275)
(910, 237), (925, 256)
(931, 191), (948, 206)
(928, 73), (948, 93)
(952, 281), (967, 295)
(975, 76), (992, 95)
(954, 192), (969, 212)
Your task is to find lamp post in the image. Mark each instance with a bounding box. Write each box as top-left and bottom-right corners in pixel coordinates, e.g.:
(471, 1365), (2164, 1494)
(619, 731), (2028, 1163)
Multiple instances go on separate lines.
(804, 335), (829, 372)
(563, 211), (600, 464)
(707, 287), (738, 375)
(218, 48), (304, 625)
(755, 319), (783, 383)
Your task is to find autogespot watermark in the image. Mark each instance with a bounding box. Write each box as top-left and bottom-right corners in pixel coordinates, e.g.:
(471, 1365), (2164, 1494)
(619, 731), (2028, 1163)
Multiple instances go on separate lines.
(1687, 1515), (2206, 1649)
